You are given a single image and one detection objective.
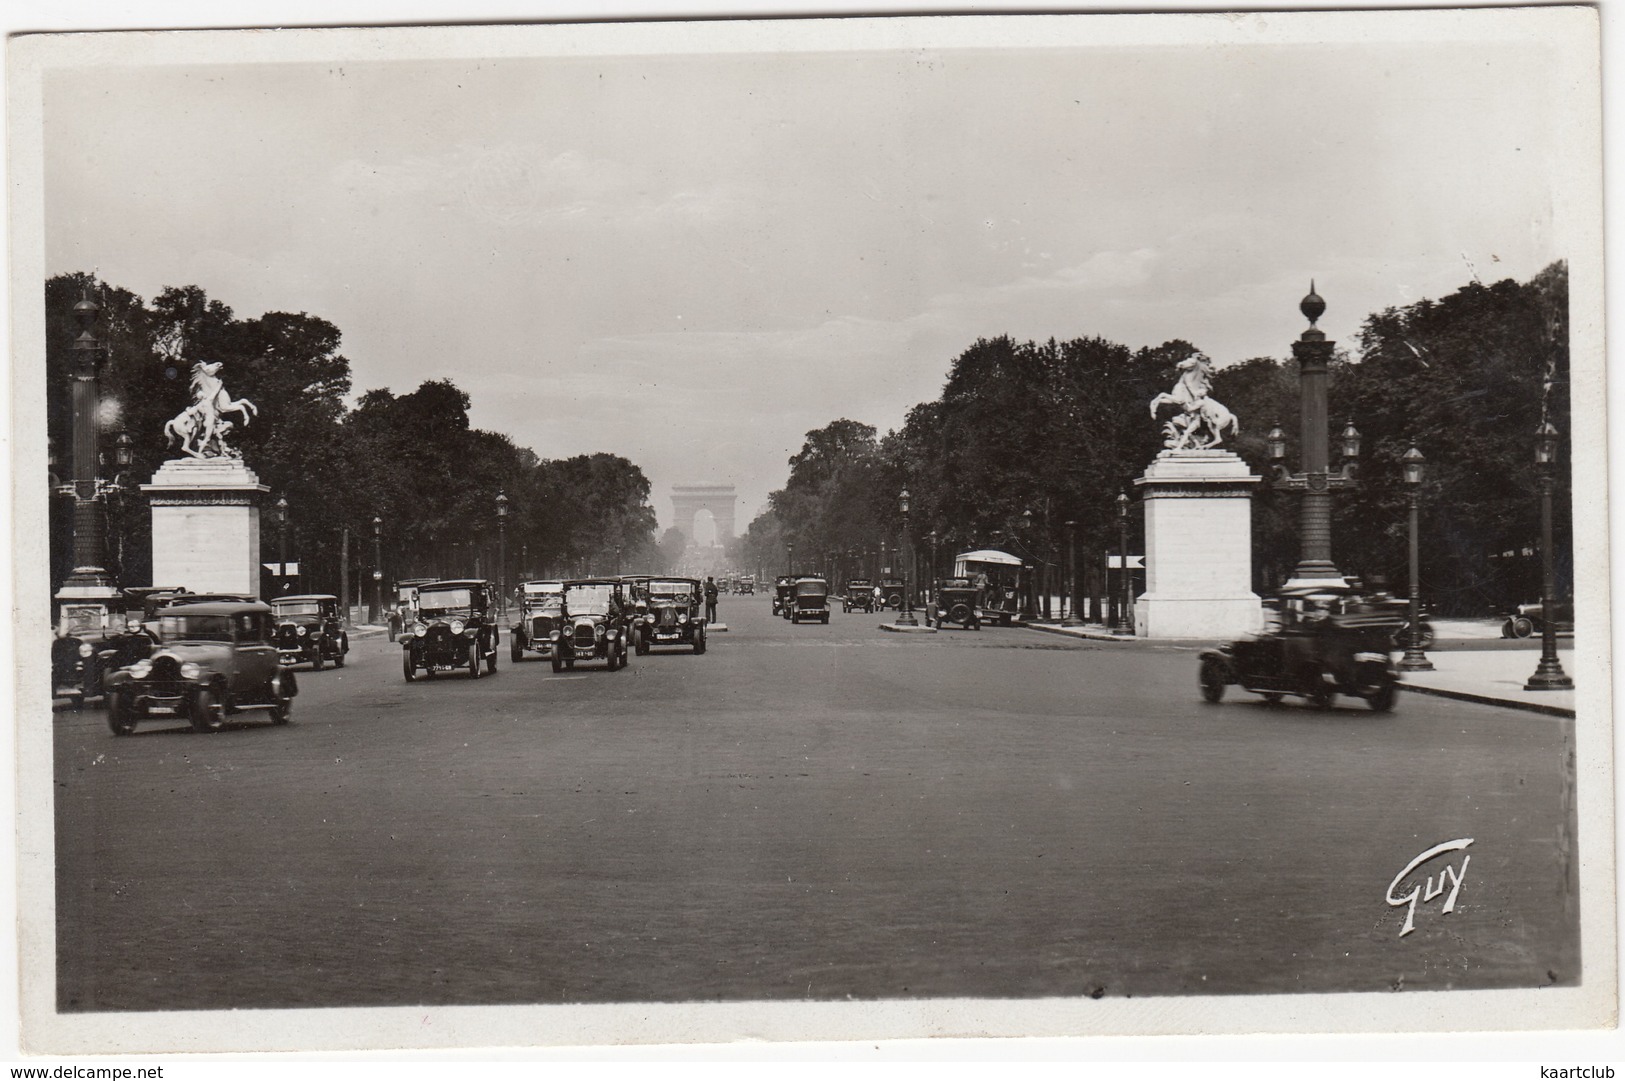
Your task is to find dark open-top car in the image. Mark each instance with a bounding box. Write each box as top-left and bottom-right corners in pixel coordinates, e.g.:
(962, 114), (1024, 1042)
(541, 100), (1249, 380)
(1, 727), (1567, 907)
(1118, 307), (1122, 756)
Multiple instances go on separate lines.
(510, 580), (565, 662)
(1198, 588), (1402, 711)
(843, 579), (875, 613)
(271, 594), (349, 671)
(789, 577), (831, 624)
(103, 601), (297, 734)
(554, 579), (631, 671)
(773, 576), (794, 618)
(877, 577), (906, 610)
(932, 578), (982, 630)
(1502, 600), (1574, 639)
(637, 577), (707, 654)
(401, 579), (499, 681)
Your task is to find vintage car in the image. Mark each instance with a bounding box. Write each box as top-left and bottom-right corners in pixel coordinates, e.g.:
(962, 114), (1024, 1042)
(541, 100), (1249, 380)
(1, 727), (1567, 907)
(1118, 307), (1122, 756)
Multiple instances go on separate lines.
(843, 578), (875, 613)
(789, 576), (831, 624)
(553, 579), (631, 671)
(954, 549), (1025, 626)
(51, 586), (187, 707)
(637, 577), (708, 653)
(738, 575), (755, 595)
(772, 576), (794, 618)
(103, 601), (297, 734)
(389, 577), (437, 641)
(1502, 600), (1574, 639)
(270, 594), (349, 670)
(509, 580), (565, 662)
(400, 579), (500, 681)
(1198, 588), (1402, 711)
(618, 575), (655, 652)
(932, 578), (982, 630)
(877, 577), (907, 611)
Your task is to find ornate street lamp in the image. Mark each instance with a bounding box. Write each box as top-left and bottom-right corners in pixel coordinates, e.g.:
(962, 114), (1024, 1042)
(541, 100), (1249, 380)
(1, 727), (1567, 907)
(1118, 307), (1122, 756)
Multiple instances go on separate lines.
(371, 514), (383, 624)
(276, 496), (290, 595)
(1398, 447), (1433, 671)
(55, 283), (121, 633)
(1114, 492), (1134, 635)
(786, 542), (794, 577)
(926, 529), (939, 607)
(896, 488), (919, 626)
(1019, 509), (1038, 621)
(496, 490), (509, 616)
(1268, 285), (1361, 585)
(1525, 421), (1573, 690)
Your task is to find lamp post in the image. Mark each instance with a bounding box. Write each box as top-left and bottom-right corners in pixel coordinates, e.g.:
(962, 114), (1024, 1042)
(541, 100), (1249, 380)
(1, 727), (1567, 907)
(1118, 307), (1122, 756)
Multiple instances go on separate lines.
(926, 529), (938, 607)
(1115, 492), (1134, 636)
(276, 496), (289, 595)
(1019, 509), (1038, 622)
(1525, 421), (1573, 690)
(896, 488), (918, 626)
(55, 282), (122, 632)
(786, 542), (794, 577)
(1268, 285), (1361, 585)
(496, 490), (509, 616)
(1062, 519), (1081, 625)
(1398, 447), (1434, 671)
(371, 514), (383, 624)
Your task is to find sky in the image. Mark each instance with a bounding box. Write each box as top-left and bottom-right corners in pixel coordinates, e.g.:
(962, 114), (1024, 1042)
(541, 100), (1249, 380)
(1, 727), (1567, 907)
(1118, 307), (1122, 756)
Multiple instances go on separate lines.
(39, 23), (1571, 530)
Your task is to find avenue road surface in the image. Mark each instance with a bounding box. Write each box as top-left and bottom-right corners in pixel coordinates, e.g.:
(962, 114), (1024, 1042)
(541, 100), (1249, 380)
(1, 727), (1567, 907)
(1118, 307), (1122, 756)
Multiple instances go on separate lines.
(53, 599), (1578, 1011)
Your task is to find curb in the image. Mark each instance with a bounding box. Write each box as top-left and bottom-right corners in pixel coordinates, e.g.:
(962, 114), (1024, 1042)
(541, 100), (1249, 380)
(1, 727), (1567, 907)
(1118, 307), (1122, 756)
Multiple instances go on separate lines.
(1399, 682), (1575, 718)
(879, 622), (938, 634)
(1018, 621), (1137, 643)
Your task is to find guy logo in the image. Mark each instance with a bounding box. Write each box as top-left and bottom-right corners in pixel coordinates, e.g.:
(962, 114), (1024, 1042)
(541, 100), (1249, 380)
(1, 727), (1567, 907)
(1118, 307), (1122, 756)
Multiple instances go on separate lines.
(1387, 837), (1473, 938)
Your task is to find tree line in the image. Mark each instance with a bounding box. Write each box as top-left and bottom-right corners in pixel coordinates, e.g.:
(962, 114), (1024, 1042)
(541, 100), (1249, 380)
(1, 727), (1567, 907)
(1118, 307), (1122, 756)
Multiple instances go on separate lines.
(733, 264), (1571, 618)
(46, 273), (662, 606)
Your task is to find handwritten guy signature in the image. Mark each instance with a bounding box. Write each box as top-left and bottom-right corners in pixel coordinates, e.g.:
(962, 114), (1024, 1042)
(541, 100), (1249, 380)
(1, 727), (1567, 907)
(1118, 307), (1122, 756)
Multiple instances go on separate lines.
(1387, 838), (1473, 937)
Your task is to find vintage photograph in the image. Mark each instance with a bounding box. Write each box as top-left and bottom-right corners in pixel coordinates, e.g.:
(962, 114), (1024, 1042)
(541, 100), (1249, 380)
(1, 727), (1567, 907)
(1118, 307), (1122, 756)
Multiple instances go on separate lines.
(8, 7), (1613, 1055)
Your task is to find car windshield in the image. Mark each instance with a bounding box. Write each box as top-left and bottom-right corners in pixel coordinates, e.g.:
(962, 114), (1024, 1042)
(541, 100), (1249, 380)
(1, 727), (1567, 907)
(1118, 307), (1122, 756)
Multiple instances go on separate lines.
(272, 600), (323, 616)
(158, 614), (234, 642)
(565, 584), (614, 614)
(419, 588), (474, 611)
(796, 581), (827, 596)
(649, 581), (694, 599)
(524, 588), (563, 607)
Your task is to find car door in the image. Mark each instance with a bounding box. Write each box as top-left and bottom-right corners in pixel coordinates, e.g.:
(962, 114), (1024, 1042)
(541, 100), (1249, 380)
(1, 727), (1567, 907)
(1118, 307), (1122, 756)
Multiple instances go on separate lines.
(235, 613), (279, 697)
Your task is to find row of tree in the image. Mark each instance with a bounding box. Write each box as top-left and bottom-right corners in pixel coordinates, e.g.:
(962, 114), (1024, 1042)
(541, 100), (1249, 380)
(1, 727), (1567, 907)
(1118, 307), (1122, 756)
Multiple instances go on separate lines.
(46, 273), (662, 606)
(733, 264), (1571, 617)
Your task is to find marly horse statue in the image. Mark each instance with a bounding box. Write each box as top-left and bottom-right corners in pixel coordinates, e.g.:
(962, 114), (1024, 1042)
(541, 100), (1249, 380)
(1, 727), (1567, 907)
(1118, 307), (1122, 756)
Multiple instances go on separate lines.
(1149, 353), (1239, 450)
(164, 361), (257, 459)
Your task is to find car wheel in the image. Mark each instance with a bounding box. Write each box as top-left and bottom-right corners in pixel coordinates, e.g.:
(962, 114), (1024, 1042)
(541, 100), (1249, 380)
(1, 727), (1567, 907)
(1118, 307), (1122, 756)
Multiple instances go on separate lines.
(106, 691), (136, 736)
(1366, 679), (1397, 712)
(822, 614), (829, 624)
(1300, 667), (1334, 709)
(312, 647), (325, 672)
(402, 650), (416, 682)
(1199, 658), (1227, 703)
(1511, 616), (1535, 638)
(486, 639), (498, 674)
(694, 630), (706, 655)
(1500, 619), (1515, 639)
(1261, 692), (1284, 704)
(565, 656), (575, 670)
(269, 673), (293, 725)
(190, 686), (225, 733)
(971, 618), (981, 631)
(467, 640), (482, 679)
(512, 637), (524, 663)
(551, 651), (563, 673)
(636, 632), (649, 656)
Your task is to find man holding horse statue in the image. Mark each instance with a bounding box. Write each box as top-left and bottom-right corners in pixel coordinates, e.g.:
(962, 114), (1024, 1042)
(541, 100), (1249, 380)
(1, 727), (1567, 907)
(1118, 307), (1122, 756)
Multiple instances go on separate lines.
(1148, 352), (1239, 450)
(164, 359), (258, 459)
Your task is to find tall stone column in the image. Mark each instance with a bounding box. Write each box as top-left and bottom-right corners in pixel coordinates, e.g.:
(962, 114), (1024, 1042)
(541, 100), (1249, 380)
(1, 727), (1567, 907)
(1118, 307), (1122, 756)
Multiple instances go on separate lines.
(1288, 286), (1343, 583)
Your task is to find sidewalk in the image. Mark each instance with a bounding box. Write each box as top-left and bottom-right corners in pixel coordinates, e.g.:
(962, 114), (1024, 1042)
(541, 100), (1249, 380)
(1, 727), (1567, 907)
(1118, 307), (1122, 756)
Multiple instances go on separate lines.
(1017, 619), (1576, 717)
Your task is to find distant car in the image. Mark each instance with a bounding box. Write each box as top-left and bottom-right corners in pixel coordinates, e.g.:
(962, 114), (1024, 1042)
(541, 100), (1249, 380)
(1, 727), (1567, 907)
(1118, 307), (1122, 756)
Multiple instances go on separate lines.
(843, 578), (875, 613)
(1502, 600), (1574, 639)
(772, 576), (794, 618)
(738, 575), (755, 595)
(932, 578), (982, 630)
(789, 577), (831, 624)
(400, 579), (499, 681)
(553, 579), (631, 671)
(637, 577), (707, 654)
(877, 577), (906, 611)
(103, 601), (297, 734)
(270, 594), (349, 670)
(510, 580), (565, 662)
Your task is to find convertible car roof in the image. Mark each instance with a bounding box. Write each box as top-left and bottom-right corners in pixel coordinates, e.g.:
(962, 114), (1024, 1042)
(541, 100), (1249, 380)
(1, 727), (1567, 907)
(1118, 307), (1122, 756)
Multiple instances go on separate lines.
(955, 549), (1023, 566)
(419, 579), (489, 589)
(273, 594), (337, 603)
(158, 601), (273, 617)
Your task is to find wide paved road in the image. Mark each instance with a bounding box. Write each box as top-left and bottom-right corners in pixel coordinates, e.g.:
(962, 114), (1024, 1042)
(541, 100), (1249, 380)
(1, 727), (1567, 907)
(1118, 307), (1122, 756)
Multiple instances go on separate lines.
(54, 598), (1578, 1010)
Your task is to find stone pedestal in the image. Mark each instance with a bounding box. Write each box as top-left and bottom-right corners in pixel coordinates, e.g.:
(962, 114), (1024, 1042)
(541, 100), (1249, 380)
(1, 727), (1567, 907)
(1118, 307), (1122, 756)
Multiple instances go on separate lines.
(141, 458), (270, 597)
(1133, 449), (1262, 639)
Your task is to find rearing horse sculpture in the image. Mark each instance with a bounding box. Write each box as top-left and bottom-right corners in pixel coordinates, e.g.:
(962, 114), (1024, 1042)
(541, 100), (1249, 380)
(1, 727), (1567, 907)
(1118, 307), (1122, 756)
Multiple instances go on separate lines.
(164, 361), (257, 458)
(1148, 353), (1239, 450)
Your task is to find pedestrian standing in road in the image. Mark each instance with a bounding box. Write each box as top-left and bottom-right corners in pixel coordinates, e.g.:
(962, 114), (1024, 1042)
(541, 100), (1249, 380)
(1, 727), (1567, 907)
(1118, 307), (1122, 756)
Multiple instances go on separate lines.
(704, 576), (719, 623)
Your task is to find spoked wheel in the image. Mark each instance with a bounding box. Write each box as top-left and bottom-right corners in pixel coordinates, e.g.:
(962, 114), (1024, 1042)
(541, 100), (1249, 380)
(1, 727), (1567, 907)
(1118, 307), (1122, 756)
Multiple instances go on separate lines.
(190, 687), (225, 733)
(1511, 617), (1535, 639)
(106, 691), (136, 735)
(467, 641), (482, 679)
(402, 650), (416, 682)
(1199, 659), (1227, 703)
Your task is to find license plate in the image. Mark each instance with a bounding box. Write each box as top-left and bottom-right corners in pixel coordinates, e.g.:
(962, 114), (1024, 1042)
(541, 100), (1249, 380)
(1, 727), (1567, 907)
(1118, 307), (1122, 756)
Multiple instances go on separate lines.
(147, 705), (176, 715)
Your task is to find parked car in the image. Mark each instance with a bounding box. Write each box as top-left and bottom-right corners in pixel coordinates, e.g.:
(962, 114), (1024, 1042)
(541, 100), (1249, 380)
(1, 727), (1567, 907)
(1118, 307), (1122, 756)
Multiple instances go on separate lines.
(400, 579), (499, 681)
(932, 578), (982, 630)
(553, 579), (631, 671)
(789, 577), (831, 624)
(772, 576), (794, 618)
(843, 578), (875, 613)
(270, 594), (349, 670)
(1198, 587), (1402, 711)
(509, 580), (565, 662)
(877, 577), (906, 611)
(637, 577), (708, 653)
(954, 549), (1026, 626)
(1502, 600), (1574, 639)
(103, 601), (297, 734)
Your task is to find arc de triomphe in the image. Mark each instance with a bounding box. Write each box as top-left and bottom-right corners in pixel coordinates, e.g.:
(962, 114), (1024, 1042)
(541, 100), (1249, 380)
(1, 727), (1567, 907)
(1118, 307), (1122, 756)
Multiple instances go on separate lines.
(670, 484), (737, 544)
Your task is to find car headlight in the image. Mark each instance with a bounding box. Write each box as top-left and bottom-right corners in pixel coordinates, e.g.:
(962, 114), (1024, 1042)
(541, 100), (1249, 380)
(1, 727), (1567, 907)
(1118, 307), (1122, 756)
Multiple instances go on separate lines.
(678, 613), (689, 623)
(126, 620), (141, 633)
(595, 624), (606, 638)
(128, 660), (152, 679)
(78, 642), (94, 658)
(607, 628), (618, 639)
(413, 622), (428, 636)
(450, 620), (465, 635)
(644, 614), (654, 624)
(180, 662), (201, 679)
(296, 625), (308, 637)
(548, 629), (560, 640)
